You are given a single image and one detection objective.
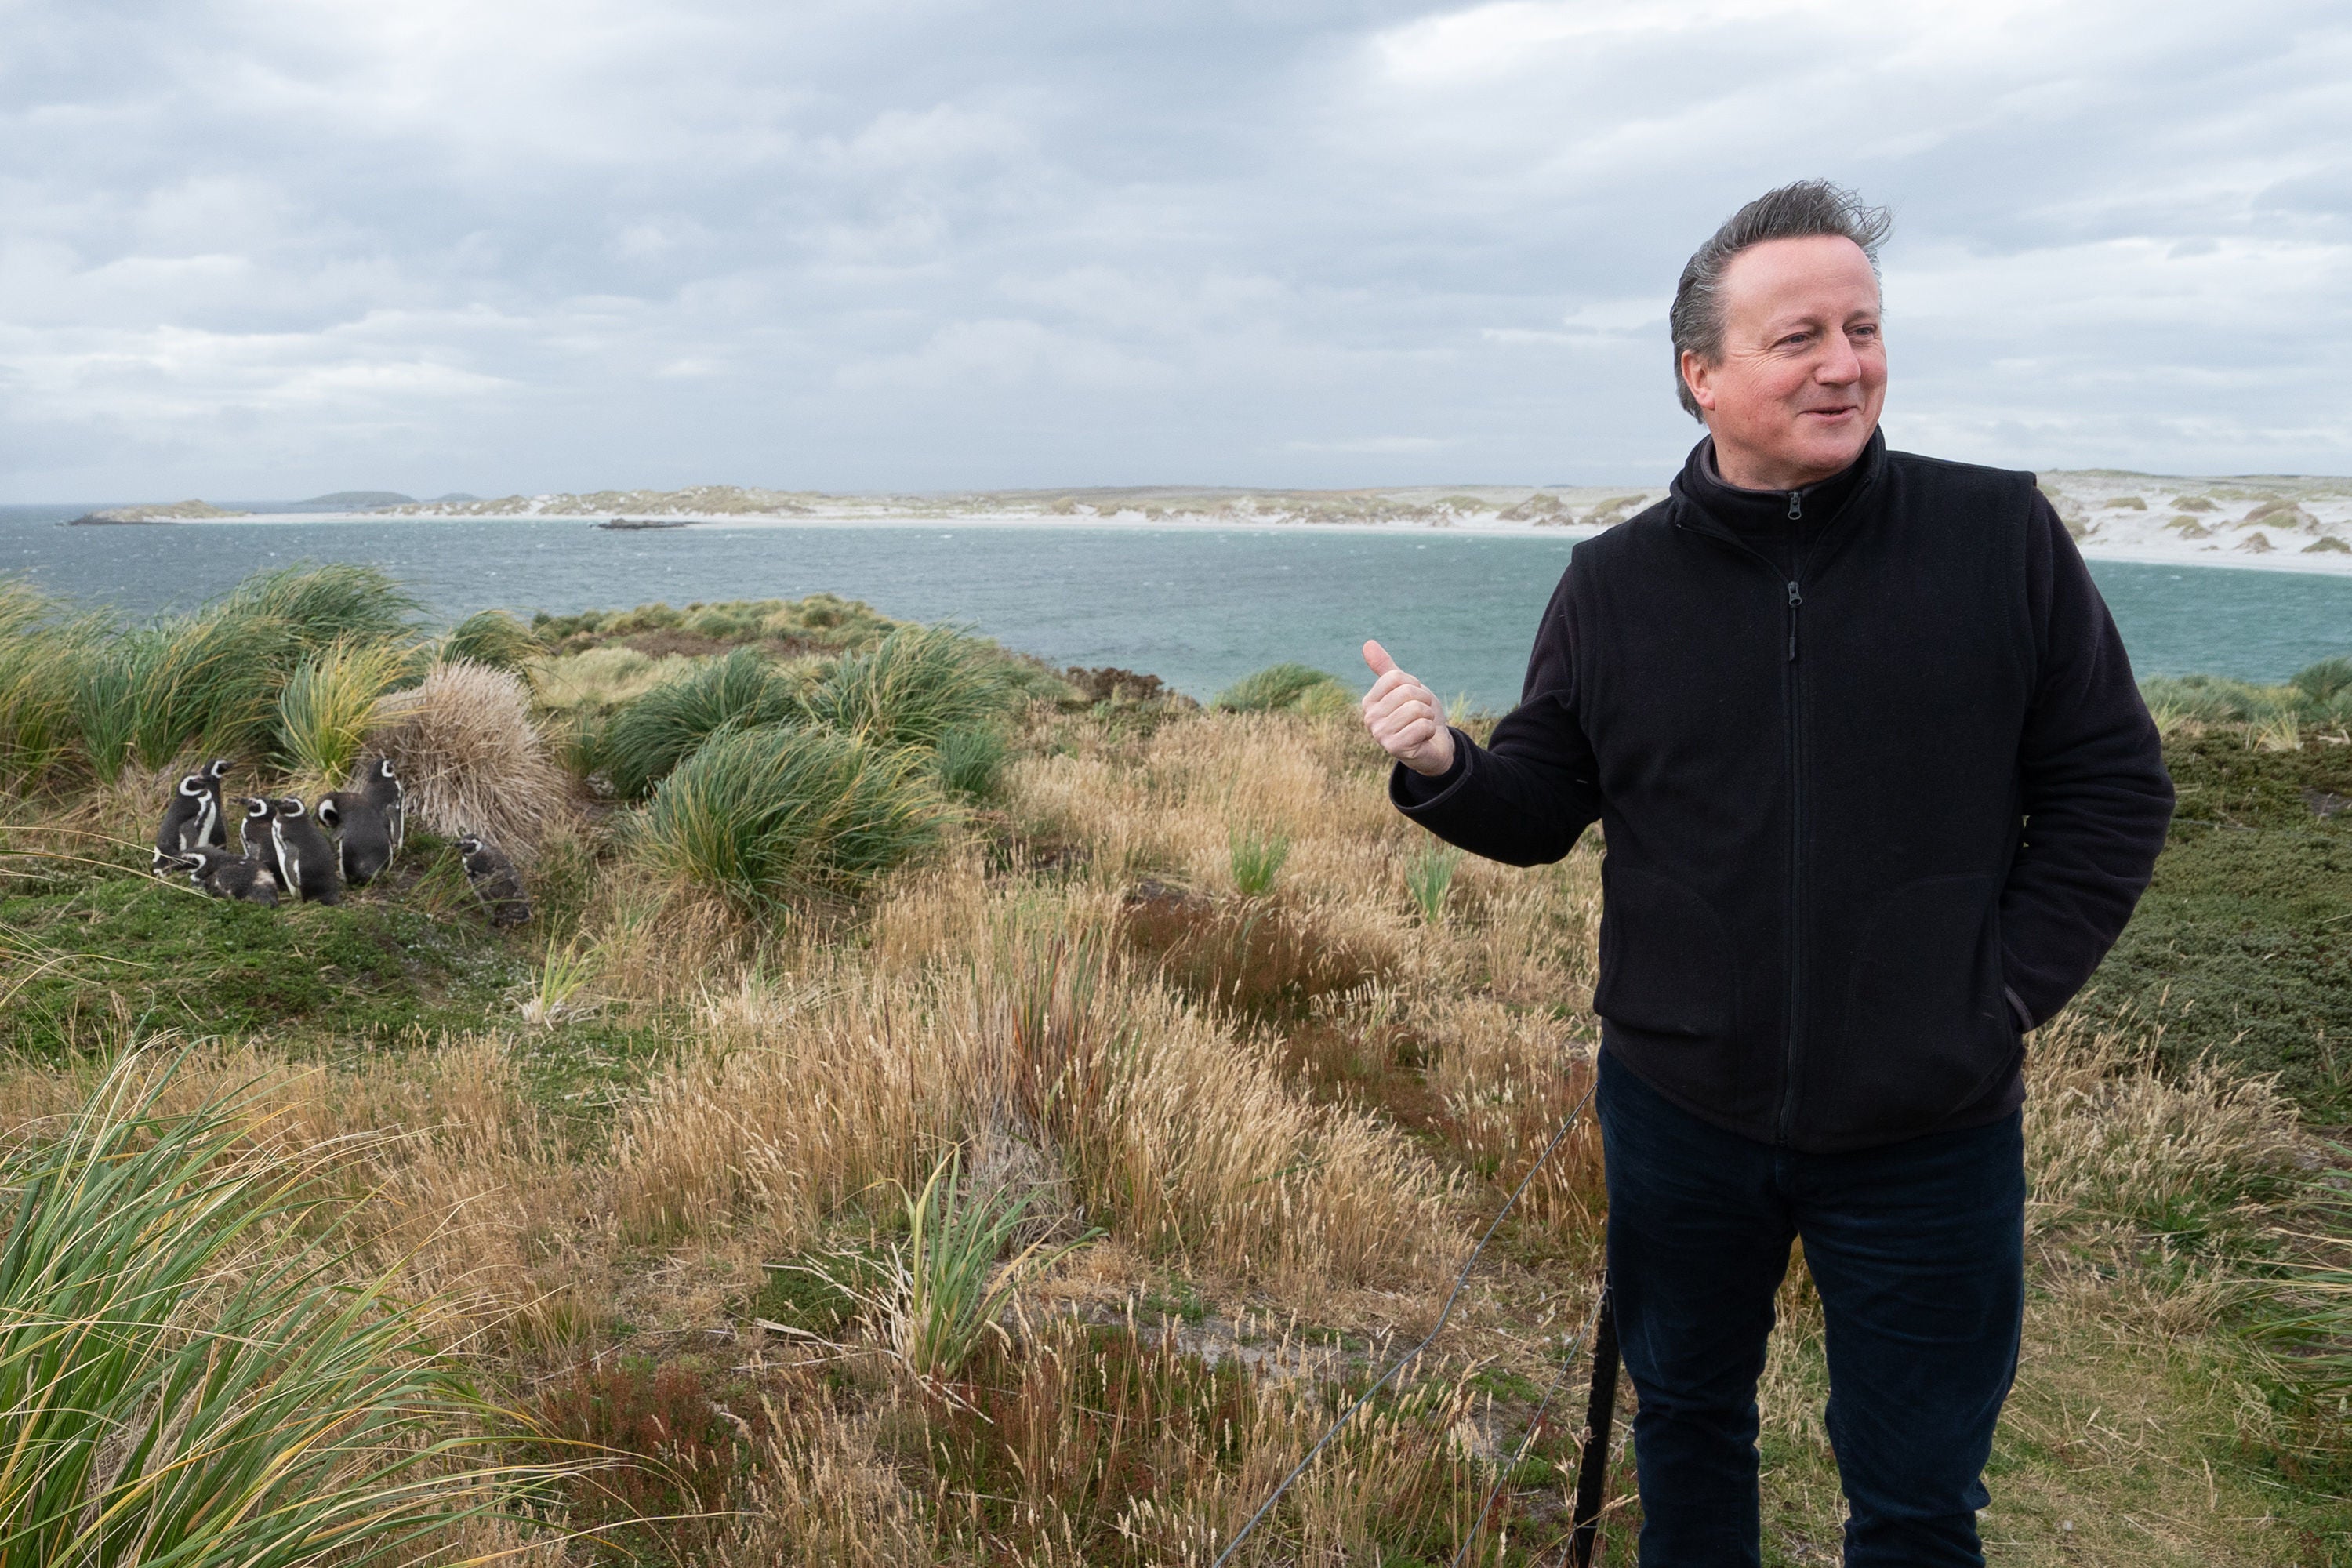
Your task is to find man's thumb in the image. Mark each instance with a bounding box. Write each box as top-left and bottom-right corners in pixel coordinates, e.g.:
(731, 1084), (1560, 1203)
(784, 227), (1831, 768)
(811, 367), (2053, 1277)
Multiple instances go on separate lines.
(1363, 640), (1399, 678)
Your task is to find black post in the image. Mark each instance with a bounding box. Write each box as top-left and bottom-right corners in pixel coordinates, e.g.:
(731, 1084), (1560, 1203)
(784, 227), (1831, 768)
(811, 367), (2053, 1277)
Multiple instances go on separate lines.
(1567, 1279), (1620, 1568)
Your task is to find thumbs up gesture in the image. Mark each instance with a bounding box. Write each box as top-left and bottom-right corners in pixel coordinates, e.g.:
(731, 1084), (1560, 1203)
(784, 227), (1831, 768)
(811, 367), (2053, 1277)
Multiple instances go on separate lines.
(1361, 641), (1457, 777)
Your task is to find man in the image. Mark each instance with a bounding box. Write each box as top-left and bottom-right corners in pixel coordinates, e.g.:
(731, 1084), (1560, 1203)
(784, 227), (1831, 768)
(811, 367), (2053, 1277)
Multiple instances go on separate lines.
(1360, 181), (2172, 1566)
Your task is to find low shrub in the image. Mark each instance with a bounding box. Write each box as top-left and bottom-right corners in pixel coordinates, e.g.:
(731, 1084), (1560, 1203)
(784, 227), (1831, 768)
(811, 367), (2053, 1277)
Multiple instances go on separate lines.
(601, 648), (804, 799)
(805, 622), (1013, 750)
(635, 723), (950, 913)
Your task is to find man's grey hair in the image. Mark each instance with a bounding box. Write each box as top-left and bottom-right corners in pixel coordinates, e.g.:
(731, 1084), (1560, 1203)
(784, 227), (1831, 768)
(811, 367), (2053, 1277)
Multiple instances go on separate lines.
(1669, 180), (1893, 421)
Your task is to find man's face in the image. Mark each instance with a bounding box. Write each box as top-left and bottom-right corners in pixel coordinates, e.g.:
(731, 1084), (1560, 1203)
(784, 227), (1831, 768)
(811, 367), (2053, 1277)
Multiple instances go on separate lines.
(1681, 235), (1886, 491)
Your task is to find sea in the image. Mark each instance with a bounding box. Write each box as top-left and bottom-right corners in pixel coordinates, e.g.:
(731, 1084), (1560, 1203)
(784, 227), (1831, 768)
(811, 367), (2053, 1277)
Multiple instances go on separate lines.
(4, 505), (2347, 711)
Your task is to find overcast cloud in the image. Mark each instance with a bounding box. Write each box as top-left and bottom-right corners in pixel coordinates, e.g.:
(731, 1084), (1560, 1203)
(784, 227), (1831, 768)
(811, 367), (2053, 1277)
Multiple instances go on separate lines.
(3, 0), (2347, 499)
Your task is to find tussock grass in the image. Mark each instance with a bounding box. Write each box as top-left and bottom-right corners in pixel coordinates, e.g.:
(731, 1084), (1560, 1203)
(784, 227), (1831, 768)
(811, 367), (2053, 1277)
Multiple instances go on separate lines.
(600, 647), (806, 799)
(5, 575), (2347, 1562)
(634, 722), (949, 914)
(0, 1051), (550, 1566)
(439, 606), (543, 671)
(1214, 662), (1348, 714)
(0, 583), (85, 786)
(933, 723), (1009, 801)
(276, 637), (410, 790)
(370, 660), (569, 851)
(217, 561), (420, 649)
(2140, 657), (2352, 734)
(806, 622), (1014, 750)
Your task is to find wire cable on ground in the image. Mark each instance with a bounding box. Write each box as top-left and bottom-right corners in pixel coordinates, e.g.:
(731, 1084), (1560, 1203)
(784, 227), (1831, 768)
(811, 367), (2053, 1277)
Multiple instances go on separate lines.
(1209, 1078), (1600, 1568)
(1446, 1281), (1608, 1568)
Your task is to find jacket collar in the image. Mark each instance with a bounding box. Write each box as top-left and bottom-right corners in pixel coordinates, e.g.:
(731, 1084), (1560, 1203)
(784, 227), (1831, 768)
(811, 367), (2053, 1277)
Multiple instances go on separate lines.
(1670, 426), (1886, 544)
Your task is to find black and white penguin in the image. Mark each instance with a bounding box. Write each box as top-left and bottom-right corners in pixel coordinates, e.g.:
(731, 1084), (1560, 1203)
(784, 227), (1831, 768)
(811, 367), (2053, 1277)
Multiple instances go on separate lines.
(199, 759), (234, 848)
(358, 757), (405, 863)
(178, 846), (280, 906)
(268, 797), (342, 905)
(315, 789), (394, 887)
(153, 774), (215, 876)
(238, 796), (276, 858)
(454, 836), (530, 927)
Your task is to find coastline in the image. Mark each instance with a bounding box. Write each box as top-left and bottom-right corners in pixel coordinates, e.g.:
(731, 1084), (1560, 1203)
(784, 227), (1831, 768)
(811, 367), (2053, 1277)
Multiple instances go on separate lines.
(132, 505), (2352, 577)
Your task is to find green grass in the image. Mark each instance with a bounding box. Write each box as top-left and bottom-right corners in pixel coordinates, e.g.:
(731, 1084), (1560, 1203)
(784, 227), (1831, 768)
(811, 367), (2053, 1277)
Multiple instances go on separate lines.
(532, 592), (901, 652)
(2140, 657), (2352, 731)
(0, 1052), (546, 1566)
(1229, 825), (1291, 896)
(935, 722), (1011, 801)
(438, 607), (545, 671)
(274, 637), (410, 787)
(0, 836), (517, 1060)
(596, 647), (805, 798)
(634, 722), (951, 914)
(805, 622), (1015, 750)
(1213, 662), (1347, 713)
(2082, 726), (2352, 1120)
(1405, 843), (1464, 926)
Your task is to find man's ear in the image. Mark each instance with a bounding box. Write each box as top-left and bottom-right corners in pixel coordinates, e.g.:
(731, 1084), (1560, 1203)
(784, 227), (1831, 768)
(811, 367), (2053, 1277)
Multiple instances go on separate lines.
(1680, 349), (1718, 414)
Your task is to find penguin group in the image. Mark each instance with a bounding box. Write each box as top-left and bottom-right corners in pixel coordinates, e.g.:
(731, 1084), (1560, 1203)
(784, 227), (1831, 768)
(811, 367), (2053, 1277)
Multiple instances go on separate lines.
(151, 756), (529, 927)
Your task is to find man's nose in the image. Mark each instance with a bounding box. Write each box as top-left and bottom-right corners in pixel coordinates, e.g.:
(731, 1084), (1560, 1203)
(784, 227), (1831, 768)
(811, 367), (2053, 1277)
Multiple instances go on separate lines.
(1816, 332), (1864, 386)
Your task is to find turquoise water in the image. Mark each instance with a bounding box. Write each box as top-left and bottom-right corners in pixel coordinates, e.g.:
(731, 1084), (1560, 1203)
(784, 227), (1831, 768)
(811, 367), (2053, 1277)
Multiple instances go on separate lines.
(3, 506), (2346, 710)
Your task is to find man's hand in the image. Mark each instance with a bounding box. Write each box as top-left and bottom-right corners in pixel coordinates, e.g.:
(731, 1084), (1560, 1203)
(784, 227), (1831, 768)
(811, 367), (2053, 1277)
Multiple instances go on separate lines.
(1361, 641), (1457, 777)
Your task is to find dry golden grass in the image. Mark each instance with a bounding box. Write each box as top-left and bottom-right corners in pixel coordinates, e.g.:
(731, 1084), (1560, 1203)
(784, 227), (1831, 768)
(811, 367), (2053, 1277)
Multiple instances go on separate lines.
(3, 689), (2339, 1566)
(369, 659), (572, 853)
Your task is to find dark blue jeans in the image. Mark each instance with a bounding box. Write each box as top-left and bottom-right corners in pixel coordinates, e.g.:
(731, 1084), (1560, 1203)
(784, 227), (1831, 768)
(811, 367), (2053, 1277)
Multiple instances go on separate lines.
(1598, 1049), (2024, 1567)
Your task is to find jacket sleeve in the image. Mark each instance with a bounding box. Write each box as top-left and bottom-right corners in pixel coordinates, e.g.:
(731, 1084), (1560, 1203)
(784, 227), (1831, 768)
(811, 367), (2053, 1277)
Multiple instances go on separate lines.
(2000, 494), (2176, 1028)
(1388, 566), (1606, 865)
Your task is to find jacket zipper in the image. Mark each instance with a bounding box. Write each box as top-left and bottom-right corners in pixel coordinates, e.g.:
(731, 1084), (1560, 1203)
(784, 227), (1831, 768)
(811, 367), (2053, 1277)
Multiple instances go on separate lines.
(1667, 496), (1812, 1144)
(1777, 496), (1806, 1145)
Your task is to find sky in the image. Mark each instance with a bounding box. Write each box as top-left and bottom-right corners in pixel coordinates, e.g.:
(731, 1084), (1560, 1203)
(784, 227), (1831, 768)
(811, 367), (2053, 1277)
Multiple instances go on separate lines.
(3, 0), (2348, 501)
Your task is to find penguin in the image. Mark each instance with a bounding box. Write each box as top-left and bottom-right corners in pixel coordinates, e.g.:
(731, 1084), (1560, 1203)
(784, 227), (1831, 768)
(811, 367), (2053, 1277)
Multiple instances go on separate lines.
(454, 836), (530, 927)
(199, 759), (234, 848)
(153, 774), (215, 876)
(315, 789), (394, 887)
(357, 757), (405, 864)
(268, 797), (342, 905)
(178, 846), (279, 906)
(238, 796), (276, 859)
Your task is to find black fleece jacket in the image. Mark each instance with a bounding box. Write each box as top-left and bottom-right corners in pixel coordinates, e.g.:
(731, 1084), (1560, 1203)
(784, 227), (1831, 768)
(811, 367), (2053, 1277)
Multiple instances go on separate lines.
(1394, 430), (2173, 1152)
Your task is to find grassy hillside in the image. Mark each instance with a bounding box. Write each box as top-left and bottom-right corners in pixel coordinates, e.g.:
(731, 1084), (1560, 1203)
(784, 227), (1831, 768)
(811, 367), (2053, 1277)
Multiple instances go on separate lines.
(0, 568), (2346, 1566)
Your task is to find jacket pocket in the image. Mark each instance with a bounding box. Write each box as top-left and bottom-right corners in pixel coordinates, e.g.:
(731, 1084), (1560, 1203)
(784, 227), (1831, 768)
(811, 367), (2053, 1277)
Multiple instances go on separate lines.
(1835, 873), (2013, 1132)
(1593, 866), (1737, 1039)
